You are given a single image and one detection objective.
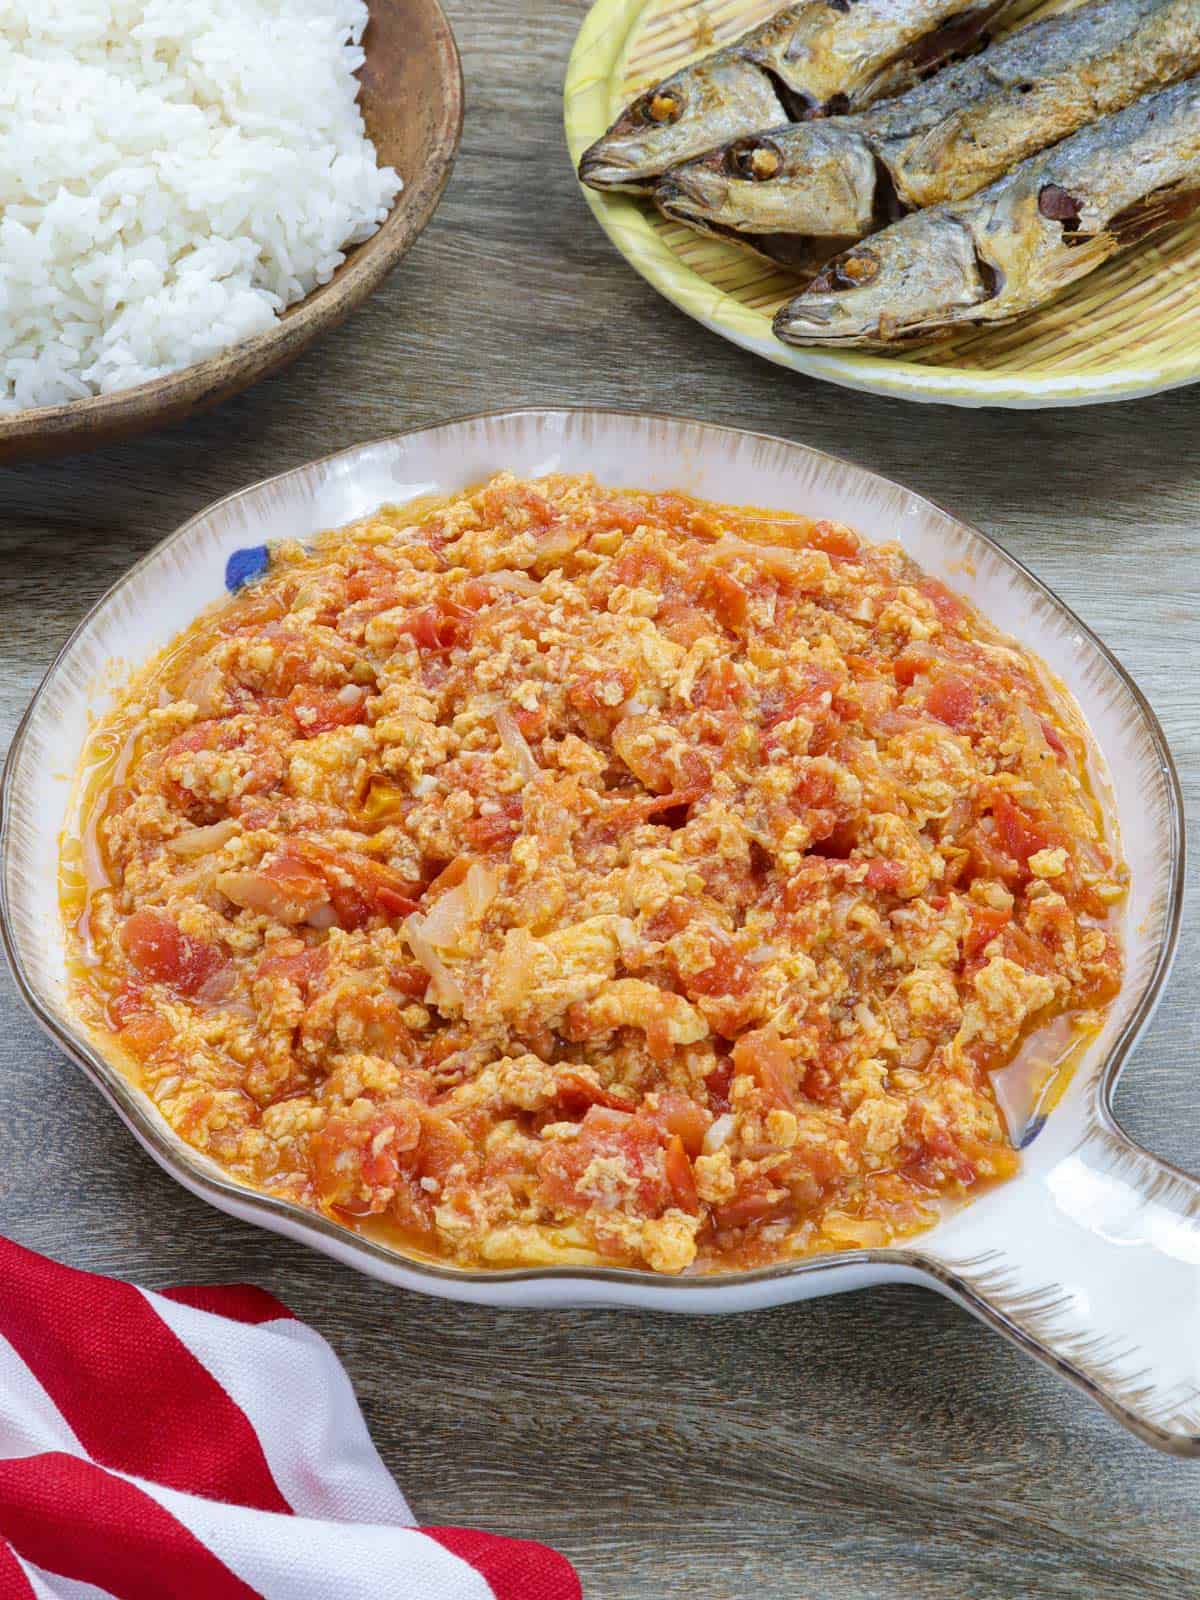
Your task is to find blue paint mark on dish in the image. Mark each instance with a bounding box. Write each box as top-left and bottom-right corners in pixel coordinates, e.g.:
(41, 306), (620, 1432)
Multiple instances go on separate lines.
(225, 545), (270, 592)
(1018, 1112), (1047, 1150)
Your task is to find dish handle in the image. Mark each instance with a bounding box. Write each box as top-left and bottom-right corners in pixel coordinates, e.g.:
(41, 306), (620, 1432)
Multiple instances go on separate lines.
(926, 1107), (1200, 1454)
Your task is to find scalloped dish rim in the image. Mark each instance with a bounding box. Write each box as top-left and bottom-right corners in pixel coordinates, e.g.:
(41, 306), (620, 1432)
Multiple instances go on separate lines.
(0, 413), (1185, 1391)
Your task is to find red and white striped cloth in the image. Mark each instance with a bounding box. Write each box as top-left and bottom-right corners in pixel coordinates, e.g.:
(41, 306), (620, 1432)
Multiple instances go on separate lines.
(0, 1238), (580, 1599)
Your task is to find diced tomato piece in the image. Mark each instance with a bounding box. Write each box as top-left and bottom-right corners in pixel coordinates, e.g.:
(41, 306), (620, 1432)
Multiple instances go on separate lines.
(263, 850), (330, 898)
(513, 704), (546, 739)
(992, 793), (1050, 873)
(864, 859), (905, 893)
(655, 597), (712, 647)
(423, 856), (473, 896)
(311, 1103), (422, 1217)
(680, 938), (752, 1001)
(701, 568), (750, 632)
(464, 813), (520, 851)
(330, 881), (375, 930)
(567, 669), (634, 722)
(962, 905), (1010, 966)
(893, 643), (935, 686)
(457, 579), (499, 611)
(648, 1093), (711, 1159)
(589, 494), (649, 538)
(732, 1030), (797, 1111)
(108, 982), (146, 1029)
(592, 786), (705, 839)
(648, 492), (707, 532)
(905, 1125), (978, 1190)
(255, 944), (329, 990)
(377, 886), (418, 917)
(997, 920), (1058, 978)
(790, 763), (845, 847)
(925, 675), (976, 731)
(413, 1110), (473, 1184)
(291, 840), (422, 922)
(401, 601), (474, 654)
(918, 577), (967, 626)
(643, 898), (692, 942)
(714, 1182), (794, 1231)
(1040, 718), (1068, 759)
(554, 1070), (633, 1117)
(761, 668), (837, 733)
(705, 1057), (735, 1114)
(120, 910), (227, 998)
(664, 1135), (700, 1214)
(609, 545), (662, 590)
(345, 562), (397, 604)
(476, 479), (559, 532)
(463, 797), (523, 853)
(791, 764), (838, 812)
(694, 657), (742, 711)
(286, 685), (365, 737)
(107, 984), (173, 1057)
(390, 961), (431, 999)
(117, 1013), (173, 1059)
(327, 877), (419, 930)
(806, 520), (859, 559)
(538, 1107), (671, 1219)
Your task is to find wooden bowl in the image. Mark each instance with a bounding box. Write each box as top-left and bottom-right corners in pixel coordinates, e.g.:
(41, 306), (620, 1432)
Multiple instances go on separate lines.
(0, 0), (463, 464)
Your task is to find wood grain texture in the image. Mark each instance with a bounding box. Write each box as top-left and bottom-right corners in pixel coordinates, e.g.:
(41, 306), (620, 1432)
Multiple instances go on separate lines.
(1, 2), (1198, 1594)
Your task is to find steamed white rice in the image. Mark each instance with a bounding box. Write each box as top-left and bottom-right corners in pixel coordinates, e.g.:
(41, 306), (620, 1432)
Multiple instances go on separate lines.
(0, 1), (402, 411)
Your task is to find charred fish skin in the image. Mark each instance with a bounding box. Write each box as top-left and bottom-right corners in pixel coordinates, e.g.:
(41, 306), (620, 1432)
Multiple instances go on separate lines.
(773, 76), (1200, 348)
(656, 0), (1200, 250)
(869, 0), (1200, 209)
(577, 0), (1012, 194)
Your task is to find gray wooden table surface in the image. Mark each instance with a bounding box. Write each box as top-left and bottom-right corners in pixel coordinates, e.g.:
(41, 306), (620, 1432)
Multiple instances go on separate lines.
(2, 3), (1198, 1595)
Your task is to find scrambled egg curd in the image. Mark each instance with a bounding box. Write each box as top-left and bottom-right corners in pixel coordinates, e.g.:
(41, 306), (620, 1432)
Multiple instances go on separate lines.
(65, 475), (1126, 1273)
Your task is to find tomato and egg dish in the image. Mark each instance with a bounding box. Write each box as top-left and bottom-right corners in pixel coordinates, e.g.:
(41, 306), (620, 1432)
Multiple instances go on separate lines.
(65, 474), (1126, 1274)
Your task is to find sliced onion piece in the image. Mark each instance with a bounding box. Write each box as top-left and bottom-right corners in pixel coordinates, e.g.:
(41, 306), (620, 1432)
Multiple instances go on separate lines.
(465, 862), (499, 920)
(701, 535), (824, 579)
(702, 1113), (736, 1154)
(418, 862), (499, 952)
(492, 703), (539, 781)
(403, 914), (465, 1010)
(166, 818), (240, 857)
(485, 570), (540, 595)
(417, 882), (471, 949)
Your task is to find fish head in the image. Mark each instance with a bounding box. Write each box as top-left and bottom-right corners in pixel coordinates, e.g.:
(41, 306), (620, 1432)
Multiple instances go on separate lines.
(773, 211), (1000, 346)
(655, 122), (879, 239)
(578, 55), (785, 193)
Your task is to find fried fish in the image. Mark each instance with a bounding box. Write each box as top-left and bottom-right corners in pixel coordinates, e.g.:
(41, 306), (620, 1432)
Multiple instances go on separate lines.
(577, 0), (1013, 194)
(772, 75), (1200, 346)
(657, 0), (1200, 262)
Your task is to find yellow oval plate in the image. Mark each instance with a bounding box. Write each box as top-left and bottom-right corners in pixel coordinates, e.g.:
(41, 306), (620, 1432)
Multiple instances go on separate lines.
(564, 0), (1200, 407)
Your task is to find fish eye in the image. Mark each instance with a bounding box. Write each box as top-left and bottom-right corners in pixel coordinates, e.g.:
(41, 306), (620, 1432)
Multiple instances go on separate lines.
(638, 90), (683, 125)
(836, 249), (880, 287)
(727, 138), (782, 181)
(810, 248), (881, 293)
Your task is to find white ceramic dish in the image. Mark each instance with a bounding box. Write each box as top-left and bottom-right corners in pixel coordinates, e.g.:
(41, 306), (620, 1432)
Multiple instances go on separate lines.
(1, 409), (1194, 1451)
